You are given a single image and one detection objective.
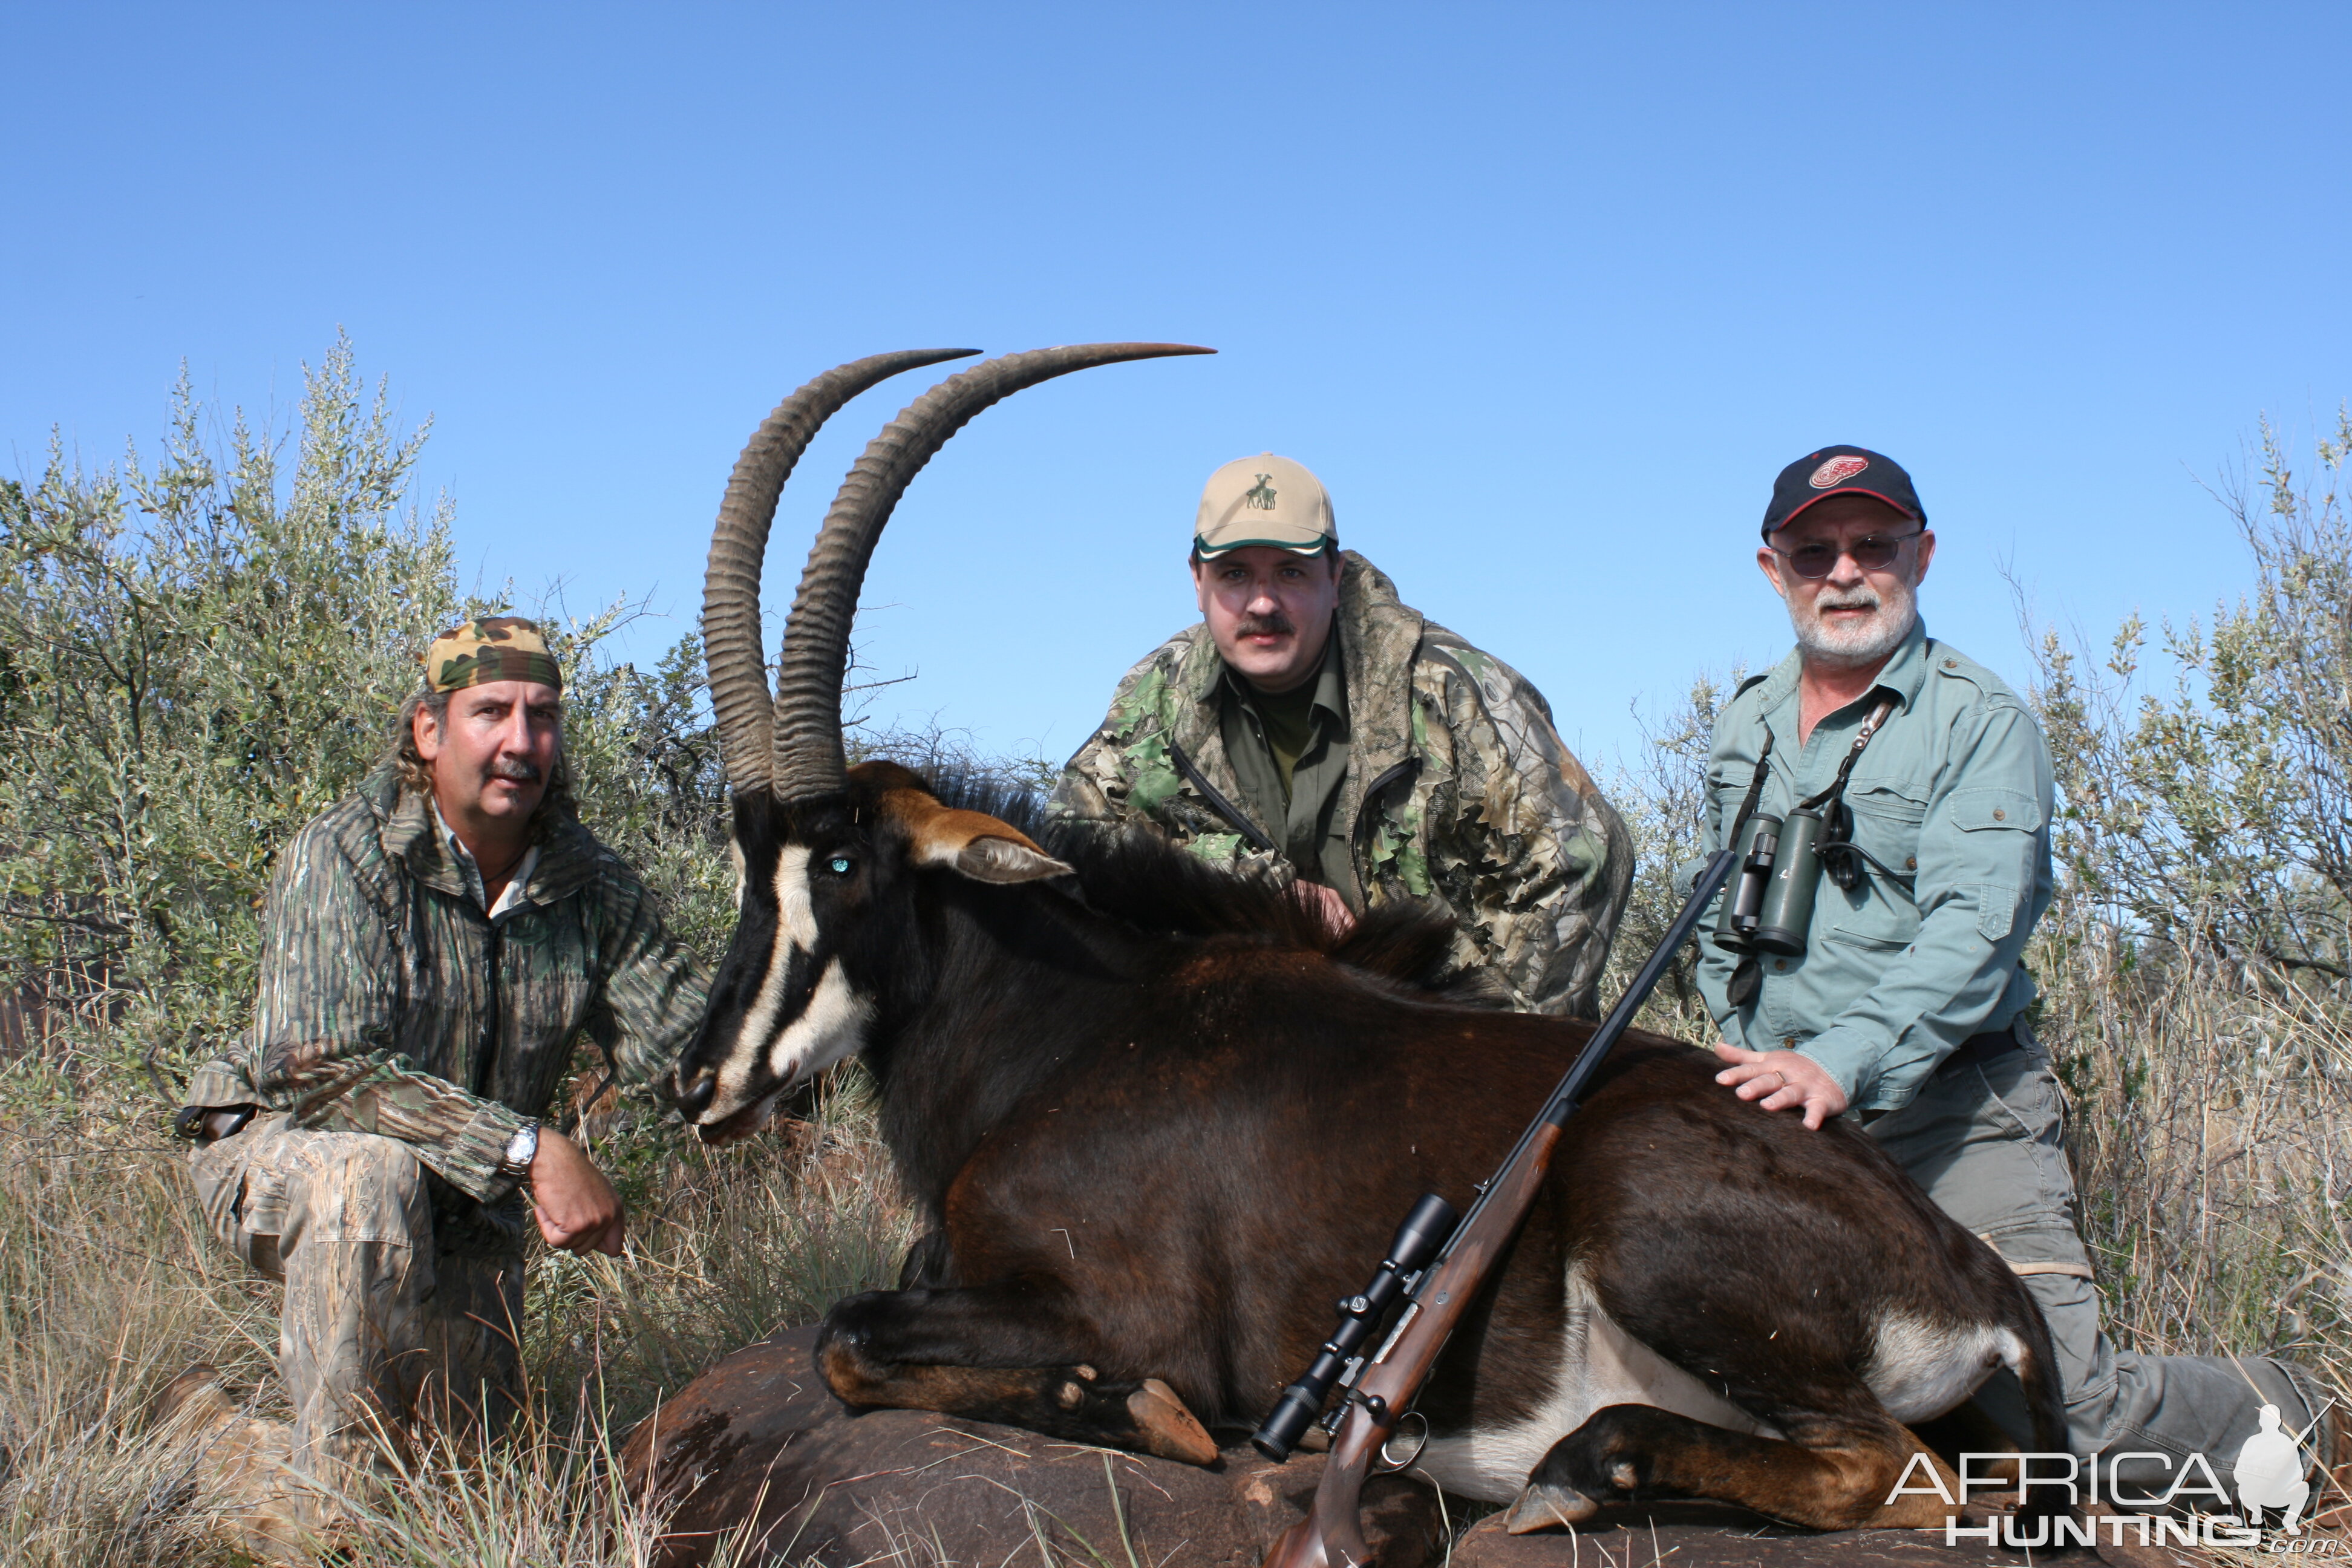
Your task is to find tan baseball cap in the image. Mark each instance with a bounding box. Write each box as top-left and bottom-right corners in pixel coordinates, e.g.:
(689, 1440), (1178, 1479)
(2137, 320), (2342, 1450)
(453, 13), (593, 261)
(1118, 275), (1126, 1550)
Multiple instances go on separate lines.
(1193, 454), (1337, 558)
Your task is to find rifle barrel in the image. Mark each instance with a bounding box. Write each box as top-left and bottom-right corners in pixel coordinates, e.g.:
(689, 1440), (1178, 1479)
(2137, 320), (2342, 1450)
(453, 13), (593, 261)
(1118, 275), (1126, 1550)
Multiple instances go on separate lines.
(1440, 846), (1738, 1246)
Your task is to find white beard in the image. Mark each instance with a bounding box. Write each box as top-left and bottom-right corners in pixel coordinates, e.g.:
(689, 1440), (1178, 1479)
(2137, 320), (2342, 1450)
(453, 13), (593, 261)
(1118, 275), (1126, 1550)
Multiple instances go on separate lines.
(1789, 578), (1917, 670)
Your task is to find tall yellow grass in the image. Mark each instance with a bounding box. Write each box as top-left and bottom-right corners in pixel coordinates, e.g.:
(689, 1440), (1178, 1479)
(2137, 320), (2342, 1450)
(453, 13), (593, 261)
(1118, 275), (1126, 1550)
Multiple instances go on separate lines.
(0, 1063), (913, 1566)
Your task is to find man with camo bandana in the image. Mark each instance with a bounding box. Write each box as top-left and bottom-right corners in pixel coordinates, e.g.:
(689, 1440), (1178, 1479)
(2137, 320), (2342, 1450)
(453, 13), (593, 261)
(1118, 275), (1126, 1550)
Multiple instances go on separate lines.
(164, 616), (708, 1558)
(1050, 455), (1633, 1016)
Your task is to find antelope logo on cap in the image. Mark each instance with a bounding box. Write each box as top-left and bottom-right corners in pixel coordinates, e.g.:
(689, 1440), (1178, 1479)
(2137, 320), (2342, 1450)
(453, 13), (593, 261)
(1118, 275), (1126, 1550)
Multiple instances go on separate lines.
(1809, 455), (1870, 489)
(1243, 474), (1278, 510)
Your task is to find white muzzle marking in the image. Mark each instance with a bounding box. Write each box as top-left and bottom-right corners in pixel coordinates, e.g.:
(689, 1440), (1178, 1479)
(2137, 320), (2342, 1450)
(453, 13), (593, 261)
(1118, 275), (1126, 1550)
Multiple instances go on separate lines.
(705, 845), (871, 1122)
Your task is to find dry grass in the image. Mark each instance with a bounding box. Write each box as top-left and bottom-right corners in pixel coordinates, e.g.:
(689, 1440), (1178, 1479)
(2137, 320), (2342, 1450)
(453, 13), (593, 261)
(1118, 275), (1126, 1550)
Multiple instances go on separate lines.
(2036, 893), (2352, 1394)
(0, 1056), (915, 1566)
(4, 893), (2349, 1566)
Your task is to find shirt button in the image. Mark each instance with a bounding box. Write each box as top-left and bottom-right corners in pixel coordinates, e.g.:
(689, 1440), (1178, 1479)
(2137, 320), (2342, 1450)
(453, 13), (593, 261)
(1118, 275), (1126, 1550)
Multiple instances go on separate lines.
(1774, 959), (1788, 972)
(1906, 856), (1918, 870)
(1992, 808), (2006, 820)
(1783, 1036), (1797, 1048)
(1943, 658), (1957, 668)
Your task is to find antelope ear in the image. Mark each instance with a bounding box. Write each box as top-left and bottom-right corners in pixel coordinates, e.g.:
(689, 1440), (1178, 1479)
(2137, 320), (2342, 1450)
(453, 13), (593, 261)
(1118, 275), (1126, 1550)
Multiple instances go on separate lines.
(951, 834), (1073, 884)
(889, 793), (1073, 884)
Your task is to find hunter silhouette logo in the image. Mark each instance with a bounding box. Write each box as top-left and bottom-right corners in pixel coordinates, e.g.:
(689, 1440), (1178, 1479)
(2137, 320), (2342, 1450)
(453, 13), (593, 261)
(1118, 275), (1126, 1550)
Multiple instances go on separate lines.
(1243, 474), (1278, 510)
(1887, 1393), (2341, 1550)
(2235, 1402), (2322, 1536)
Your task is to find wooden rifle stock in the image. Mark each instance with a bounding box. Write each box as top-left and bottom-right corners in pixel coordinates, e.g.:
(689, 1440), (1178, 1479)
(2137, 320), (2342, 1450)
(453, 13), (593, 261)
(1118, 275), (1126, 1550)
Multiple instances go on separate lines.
(1260, 848), (1741, 1568)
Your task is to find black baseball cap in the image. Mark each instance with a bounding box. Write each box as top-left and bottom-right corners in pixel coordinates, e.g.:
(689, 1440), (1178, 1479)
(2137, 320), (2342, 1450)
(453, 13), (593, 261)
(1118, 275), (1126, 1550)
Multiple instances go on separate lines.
(1762, 446), (1927, 539)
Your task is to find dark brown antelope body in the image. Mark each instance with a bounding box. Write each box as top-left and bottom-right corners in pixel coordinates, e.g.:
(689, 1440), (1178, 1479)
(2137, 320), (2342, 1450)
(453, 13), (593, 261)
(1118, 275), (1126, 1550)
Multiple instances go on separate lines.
(670, 348), (2069, 1532)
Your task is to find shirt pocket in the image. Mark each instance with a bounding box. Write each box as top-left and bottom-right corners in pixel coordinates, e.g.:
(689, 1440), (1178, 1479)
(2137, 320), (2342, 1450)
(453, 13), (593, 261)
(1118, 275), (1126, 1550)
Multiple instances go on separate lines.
(1948, 786), (2044, 834)
(1823, 780), (1927, 951)
(1820, 921), (1914, 954)
(237, 1163), (292, 1274)
(1843, 781), (1928, 887)
(1946, 788), (2042, 940)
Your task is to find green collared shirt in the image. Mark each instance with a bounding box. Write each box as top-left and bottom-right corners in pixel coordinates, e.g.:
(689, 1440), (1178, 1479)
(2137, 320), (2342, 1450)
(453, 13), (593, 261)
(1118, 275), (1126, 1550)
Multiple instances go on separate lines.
(1218, 633), (1358, 900)
(1690, 621), (2054, 1112)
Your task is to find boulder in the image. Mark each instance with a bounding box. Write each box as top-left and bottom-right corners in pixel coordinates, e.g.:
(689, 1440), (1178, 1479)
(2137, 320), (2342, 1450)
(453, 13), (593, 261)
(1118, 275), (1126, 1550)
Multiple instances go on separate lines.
(619, 1328), (1445, 1567)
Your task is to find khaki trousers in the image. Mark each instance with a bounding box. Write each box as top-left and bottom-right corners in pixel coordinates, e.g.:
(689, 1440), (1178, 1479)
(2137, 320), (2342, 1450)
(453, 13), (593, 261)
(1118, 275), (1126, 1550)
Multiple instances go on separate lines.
(1867, 1040), (2316, 1499)
(188, 1114), (526, 1491)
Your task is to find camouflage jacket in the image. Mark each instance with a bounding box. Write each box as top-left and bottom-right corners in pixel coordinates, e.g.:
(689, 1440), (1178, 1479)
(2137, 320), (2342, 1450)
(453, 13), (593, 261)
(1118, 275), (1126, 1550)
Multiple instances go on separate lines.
(184, 765), (710, 1210)
(1050, 553), (1633, 1016)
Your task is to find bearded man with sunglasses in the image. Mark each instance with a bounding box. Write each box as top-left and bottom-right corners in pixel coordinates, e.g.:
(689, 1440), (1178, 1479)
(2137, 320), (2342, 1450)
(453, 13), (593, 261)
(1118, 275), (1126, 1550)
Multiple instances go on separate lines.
(1693, 446), (2341, 1509)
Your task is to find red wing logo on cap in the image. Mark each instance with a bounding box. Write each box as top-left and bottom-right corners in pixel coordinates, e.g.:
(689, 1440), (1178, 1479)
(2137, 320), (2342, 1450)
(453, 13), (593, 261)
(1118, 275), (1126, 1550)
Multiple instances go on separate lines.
(1809, 455), (1870, 489)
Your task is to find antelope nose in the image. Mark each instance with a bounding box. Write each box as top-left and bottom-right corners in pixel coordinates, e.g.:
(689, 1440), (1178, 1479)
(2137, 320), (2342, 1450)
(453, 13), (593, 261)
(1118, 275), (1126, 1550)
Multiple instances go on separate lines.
(675, 1067), (717, 1120)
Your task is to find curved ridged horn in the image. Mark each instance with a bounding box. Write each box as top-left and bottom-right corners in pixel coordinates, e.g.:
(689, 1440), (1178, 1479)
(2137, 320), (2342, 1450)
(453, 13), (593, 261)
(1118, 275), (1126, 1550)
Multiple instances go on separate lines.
(703, 349), (981, 793)
(771, 342), (1215, 802)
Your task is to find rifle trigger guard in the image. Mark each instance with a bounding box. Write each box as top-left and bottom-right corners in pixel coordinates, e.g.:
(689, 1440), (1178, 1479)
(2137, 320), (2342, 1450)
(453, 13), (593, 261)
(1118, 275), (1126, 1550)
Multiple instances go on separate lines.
(1377, 1410), (1429, 1472)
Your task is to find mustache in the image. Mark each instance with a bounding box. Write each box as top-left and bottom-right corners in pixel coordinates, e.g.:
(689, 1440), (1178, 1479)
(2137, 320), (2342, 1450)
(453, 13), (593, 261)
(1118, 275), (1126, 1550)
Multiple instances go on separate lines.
(1814, 589), (1883, 613)
(1235, 612), (1295, 638)
(485, 756), (544, 785)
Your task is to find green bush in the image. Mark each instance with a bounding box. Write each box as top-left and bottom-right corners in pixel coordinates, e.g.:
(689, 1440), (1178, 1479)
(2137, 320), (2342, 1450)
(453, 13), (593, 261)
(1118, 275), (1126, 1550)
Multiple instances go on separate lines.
(0, 336), (735, 1098)
(2033, 407), (2352, 982)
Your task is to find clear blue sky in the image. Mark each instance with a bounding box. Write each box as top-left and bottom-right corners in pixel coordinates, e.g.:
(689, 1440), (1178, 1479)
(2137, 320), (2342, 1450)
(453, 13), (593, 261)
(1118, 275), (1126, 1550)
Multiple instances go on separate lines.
(7, 4), (2347, 776)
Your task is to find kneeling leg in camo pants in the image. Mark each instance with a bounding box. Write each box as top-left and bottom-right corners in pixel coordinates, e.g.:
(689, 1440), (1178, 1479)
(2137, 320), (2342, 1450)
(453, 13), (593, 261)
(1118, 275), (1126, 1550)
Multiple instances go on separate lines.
(188, 1113), (526, 1492)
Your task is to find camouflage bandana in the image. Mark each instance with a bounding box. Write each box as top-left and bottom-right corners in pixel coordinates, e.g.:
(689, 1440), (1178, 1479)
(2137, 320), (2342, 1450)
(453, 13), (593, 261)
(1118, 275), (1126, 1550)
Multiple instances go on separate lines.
(423, 617), (563, 693)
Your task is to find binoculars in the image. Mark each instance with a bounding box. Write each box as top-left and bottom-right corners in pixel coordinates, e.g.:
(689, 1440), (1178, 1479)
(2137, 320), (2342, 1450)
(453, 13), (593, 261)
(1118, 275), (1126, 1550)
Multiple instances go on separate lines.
(1714, 805), (1829, 957)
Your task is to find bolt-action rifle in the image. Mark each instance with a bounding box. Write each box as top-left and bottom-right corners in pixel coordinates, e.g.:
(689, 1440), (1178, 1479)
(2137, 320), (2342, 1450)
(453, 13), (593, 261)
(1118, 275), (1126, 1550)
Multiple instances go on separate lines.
(1251, 846), (1743, 1568)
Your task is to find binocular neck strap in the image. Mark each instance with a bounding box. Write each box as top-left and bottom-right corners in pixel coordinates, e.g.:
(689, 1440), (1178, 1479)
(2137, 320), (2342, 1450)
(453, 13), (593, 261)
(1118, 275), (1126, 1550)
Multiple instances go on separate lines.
(1798, 694), (1900, 814)
(1726, 732), (1776, 846)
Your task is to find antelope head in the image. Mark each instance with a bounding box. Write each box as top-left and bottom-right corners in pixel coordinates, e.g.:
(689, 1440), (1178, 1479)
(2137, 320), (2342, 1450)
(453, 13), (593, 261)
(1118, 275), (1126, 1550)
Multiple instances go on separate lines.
(671, 344), (1213, 1141)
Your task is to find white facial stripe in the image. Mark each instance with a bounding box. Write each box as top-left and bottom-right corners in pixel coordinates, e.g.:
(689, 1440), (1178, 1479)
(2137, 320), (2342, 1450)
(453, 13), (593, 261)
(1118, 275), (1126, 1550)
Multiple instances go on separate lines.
(719, 845), (815, 1103)
(764, 958), (871, 1083)
(709, 955), (871, 1119)
(728, 835), (746, 905)
(706, 845), (869, 1121)
(776, 844), (818, 946)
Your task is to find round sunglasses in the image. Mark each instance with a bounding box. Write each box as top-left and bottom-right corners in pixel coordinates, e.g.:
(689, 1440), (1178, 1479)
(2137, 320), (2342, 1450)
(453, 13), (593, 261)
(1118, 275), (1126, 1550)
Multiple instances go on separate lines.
(1768, 528), (1926, 580)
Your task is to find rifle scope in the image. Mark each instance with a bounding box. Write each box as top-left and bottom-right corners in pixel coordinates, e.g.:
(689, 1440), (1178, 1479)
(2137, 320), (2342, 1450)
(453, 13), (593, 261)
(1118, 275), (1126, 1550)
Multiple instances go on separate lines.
(1251, 1191), (1458, 1461)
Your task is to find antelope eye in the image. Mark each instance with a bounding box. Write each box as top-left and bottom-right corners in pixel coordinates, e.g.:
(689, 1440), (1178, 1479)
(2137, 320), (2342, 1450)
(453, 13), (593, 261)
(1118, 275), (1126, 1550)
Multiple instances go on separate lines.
(825, 856), (854, 876)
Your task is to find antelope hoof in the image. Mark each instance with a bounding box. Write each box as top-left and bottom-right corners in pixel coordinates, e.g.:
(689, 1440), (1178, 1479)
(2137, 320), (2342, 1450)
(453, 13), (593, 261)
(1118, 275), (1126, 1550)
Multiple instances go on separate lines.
(1505, 1480), (1598, 1534)
(1128, 1378), (1217, 1465)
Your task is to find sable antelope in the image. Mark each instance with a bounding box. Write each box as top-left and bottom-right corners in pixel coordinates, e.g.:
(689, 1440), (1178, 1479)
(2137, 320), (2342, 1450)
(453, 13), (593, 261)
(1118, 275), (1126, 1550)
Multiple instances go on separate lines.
(670, 345), (2069, 1532)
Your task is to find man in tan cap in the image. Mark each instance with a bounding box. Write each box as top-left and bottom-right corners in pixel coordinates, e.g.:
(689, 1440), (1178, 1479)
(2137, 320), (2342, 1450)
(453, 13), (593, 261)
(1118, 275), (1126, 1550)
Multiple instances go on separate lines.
(166, 616), (709, 1557)
(1051, 457), (1633, 1014)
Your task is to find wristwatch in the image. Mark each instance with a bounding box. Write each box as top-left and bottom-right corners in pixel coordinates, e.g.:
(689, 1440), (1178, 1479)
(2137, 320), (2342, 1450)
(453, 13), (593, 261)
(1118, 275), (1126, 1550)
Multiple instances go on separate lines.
(498, 1119), (541, 1183)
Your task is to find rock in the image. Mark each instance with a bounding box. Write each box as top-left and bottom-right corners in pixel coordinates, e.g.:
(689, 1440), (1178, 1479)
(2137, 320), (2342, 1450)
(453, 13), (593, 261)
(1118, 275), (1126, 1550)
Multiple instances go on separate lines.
(619, 1327), (1445, 1567)
(1451, 1505), (2048, 1568)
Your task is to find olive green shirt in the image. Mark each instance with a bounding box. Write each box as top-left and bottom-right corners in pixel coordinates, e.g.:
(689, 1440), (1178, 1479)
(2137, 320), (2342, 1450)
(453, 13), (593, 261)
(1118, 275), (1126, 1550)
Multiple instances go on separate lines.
(1689, 621), (2054, 1112)
(1218, 634), (1358, 900)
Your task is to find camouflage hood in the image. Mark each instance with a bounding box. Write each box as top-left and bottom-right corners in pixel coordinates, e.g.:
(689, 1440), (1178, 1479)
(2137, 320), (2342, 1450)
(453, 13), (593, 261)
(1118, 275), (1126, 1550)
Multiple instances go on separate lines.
(1051, 552), (1632, 1015)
